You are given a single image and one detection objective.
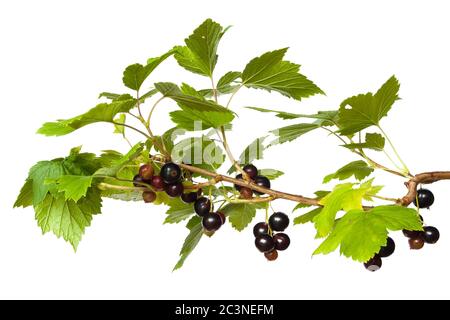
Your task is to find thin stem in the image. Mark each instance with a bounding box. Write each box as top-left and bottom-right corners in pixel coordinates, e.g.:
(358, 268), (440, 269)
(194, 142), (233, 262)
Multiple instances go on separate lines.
(210, 76), (218, 102)
(98, 182), (146, 192)
(136, 91), (145, 121)
(321, 126), (350, 145)
(127, 111), (141, 121)
(322, 126), (408, 178)
(228, 196), (275, 204)
(147, 96), (165, 125)
(111, 122), (151, 139)
(226, 85), (243, 109)
(383, 149), (405, 172)
(378, 125), (410, 174)
(367, 194), (399, 203)
(220, 126), (246, 176)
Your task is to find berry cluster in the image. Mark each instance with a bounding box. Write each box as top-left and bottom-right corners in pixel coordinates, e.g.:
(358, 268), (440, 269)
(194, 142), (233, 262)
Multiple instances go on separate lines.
(193, 196), (226, 232)
(134, 162), (185, 202)
(365, 188), (440, 272)
(253, 212), (290, 261)
(234, 164), (271, 198)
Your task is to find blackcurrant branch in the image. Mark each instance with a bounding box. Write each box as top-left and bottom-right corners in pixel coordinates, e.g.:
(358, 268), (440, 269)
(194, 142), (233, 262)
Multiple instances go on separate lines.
(401, 171), (450, 205)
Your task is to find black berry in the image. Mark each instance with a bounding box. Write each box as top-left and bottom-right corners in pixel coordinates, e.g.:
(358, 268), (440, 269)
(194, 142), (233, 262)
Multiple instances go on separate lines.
(402, 229), (422, 239)
(202, 213), (222, 232)
(423, 226), (440, 244)
(254, 175), (270, 195)
(243, 164), (258, 179)
(269, 212), (289, 231)
(133, 174), (147, 187)
(364, 254), (382, 272)
(378, 237), (395, 258)
(253, 222), (269, 237)
(139, 164), (154, 180)
(194, 197), (212, 217)
(239, 187), (253, 199)
(142, 191), (157, 203)
(181, 192), (198, 203)
(164, 182), (184, 197)
(255, 234), (275, 253)
(409, 236), (425, 250)
(151, 175), (165, 191)
(264, 249), (278, 261)
(273, 233), (290, 251)
(234, 174), (243, 191)
(160, 162), (182, 184)
(413, 189), (435, 208)
(217, 212), (226, 225)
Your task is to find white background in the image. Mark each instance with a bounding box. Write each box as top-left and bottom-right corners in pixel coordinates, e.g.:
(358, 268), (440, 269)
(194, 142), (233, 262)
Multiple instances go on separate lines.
(1, 0), (450, 299)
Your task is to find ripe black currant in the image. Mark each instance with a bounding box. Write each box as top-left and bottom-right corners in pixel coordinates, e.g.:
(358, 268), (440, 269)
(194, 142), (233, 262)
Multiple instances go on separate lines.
(139, 164), (154, 180)
(217, 212), (226, 225)
(181, 191), (198, 203)
(413, 189), (435, 208)
(269, 212), (289, 232)
(194, 197), (212, 217)
(133, 174), (147, 187)
(234, 174), (243, 191)
(402, 229), (422, 239)
(423, 226), (440, 244)
(364, 254), (382, 272)
(151, 175), (165, 191)
(255, 234), (275, 253)
(160, 162), (182, 184)
(264, 249), (278, 261)
(202, 213), (222, 232)
(243, 164), (258, 179)
(378, 237), (395, 258)
(273, 233), (290, 251)
(253, 222), (269, 237)
(254, 175), (270, 195)
(409, 236), (425, 250)
(239, 187), (253, 199)
(164, 182), (184, 197)
(142, 191), (156, 203)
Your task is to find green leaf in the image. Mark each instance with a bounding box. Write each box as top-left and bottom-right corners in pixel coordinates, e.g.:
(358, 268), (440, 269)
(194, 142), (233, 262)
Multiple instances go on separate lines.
(241, 48), (324, 100)
(294, 208), (322, 225)
(221, 203), (259, 231)
(270, 123), (320, 146)
(180, 83), (206, 100)
(323, 160), (373, 183)
(14, 179), (33, 208)
(155, 82), (235, 130)
(164, 198), (195, 224)
(247, 107), (339, 123)
(216, 71), (241, 93)
(98, 92), (121, 100)
(314, 205), (422, 262)
(37, 95), (136, 136)
(94, 143), (144, 177)
(173, 217), (203, 271)
(122, 50), (174, 91)
(113, 114), (126, 134)
(172, 136), (224, 173)
(28, 159), (67, 205)
(53, 175), (94, 202)
(174, 19), (225, 77)
(338, 76), (400, 135)
(314, 182), (373, 237)
(258, 169), (284, 180)
(35, 189), (102, 250)
(342, 133), (385, 151)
